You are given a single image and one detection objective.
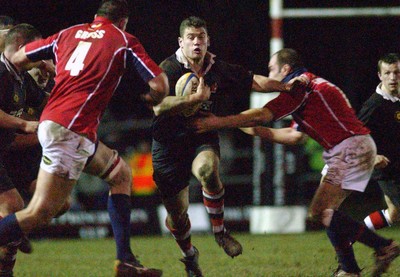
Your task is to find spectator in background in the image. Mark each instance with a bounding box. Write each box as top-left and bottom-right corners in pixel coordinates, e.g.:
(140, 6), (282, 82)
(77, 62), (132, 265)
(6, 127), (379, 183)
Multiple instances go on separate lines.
(358, 53), (400, 231)
(192, 48), (400, 277)
(0, 1), (170, 276)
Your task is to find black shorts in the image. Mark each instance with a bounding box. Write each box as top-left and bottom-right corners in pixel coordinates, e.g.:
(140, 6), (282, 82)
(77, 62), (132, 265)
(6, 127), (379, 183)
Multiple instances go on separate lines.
(152, 134), (220, 197)
(0, 161), (15, 194)
(378, 179), (400, 207)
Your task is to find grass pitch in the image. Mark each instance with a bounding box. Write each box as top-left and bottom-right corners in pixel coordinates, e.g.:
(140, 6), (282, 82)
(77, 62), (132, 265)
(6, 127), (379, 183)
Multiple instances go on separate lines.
(14, 228), (400, 277)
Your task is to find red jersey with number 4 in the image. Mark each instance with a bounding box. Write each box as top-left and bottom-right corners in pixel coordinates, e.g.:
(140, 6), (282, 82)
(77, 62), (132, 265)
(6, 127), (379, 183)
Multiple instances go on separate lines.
(24, 17), (163, 142)
(265, 72), (370, 149)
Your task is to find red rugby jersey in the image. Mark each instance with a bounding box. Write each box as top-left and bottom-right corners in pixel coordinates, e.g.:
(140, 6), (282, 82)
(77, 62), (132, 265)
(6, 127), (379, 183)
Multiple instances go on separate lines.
(25, 17), (162, 142)
(265, 72), (369, 149)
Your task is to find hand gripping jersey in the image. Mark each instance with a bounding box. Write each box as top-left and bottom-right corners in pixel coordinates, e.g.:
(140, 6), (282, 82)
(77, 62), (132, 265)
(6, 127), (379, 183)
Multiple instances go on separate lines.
(24, 17), (163, 142)
(265, 72), (369, 149)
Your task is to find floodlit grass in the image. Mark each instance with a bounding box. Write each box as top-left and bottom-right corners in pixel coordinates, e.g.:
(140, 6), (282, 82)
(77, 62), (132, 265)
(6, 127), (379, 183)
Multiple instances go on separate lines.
(14, 228), (400, 276)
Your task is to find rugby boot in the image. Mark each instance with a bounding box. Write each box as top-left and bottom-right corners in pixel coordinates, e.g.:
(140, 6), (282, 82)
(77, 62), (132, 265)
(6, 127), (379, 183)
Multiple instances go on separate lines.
(215, 229), (243, 258)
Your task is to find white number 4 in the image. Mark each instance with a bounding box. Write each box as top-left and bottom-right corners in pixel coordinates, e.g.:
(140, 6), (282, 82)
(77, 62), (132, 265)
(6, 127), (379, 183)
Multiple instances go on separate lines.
(65, 41), (92, 76)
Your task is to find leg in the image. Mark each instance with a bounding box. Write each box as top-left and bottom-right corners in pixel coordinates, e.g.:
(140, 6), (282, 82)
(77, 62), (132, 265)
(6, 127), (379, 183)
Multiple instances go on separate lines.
(0, 188), (25, 276)
(84, 141), (162, 277)
(364, 179), (400, 230)
(162, 188), (202, 277)
(192, 150), (242, 258)
(309, 178), (362, 275)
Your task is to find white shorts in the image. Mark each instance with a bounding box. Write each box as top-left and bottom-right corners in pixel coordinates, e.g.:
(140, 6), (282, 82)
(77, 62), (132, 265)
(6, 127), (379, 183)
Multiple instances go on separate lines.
(321, 135), (376, 192)
(38, 120), (95, 180)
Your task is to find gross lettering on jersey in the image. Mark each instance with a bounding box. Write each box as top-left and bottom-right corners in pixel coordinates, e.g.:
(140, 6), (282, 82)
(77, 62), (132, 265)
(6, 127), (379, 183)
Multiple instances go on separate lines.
(75, 30), (105, 39)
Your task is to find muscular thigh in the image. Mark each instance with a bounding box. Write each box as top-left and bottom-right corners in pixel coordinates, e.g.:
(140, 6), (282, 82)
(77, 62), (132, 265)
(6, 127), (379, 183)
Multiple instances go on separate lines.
(84, 141), (115, 176)
(309, 177), (351, 217)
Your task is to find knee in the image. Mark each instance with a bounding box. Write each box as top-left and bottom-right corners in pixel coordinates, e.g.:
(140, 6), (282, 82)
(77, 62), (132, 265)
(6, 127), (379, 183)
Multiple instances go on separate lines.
(197, 162), (217, 186)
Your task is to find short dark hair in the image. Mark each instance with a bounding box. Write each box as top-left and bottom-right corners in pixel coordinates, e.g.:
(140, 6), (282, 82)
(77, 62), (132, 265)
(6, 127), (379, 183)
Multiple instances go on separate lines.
(0, 15), (15, 29)
(274, 48), (304, 70)
(96, 0), (129, 22)
(378, 53), (400, 73)
(5, 23), (41, 47)
(179, 16), (208, 37)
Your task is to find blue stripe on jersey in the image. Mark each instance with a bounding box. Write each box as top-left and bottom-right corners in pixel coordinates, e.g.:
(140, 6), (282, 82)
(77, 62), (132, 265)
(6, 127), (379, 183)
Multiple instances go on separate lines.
(127, 49), (156, 83)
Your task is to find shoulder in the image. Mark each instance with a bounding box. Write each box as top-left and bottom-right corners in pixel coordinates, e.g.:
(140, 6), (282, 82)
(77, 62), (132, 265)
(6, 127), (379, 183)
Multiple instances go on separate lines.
(159, 55), (184, 79)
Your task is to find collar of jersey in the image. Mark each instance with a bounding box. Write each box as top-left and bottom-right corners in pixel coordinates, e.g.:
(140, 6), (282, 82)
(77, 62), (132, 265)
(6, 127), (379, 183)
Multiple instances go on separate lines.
(376, 83), (400, 102)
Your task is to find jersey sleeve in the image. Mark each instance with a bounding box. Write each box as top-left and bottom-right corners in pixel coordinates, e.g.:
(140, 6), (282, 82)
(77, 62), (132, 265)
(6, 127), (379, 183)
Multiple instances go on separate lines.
(126, 36), (163, 83)
(264, 92), (305, 121)
(357, 96), (381, 125)
(25, 33), (59, 62)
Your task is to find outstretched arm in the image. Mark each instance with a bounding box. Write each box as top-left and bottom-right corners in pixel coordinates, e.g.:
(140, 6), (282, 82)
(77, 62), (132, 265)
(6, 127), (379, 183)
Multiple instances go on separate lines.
(240, 126), (306, 145)
(0, 109), (38, 133)
(192, 107), (274, 133)
(252, 74), (306, 93)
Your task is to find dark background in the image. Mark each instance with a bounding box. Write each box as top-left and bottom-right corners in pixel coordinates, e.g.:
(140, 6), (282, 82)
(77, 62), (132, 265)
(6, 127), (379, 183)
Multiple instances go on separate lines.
(3, 0), (400, 113)
(2, 1), (400, 207)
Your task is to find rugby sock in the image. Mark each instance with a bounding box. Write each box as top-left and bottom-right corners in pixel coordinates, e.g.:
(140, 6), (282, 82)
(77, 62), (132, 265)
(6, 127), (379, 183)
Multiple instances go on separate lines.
(0, 214), (23, 246)
(203, 188), (225, 234)
(330, 210), (391, 250)
(364, 209), (391, 231)
(165, 215), (194, 257)
(107, 194), (135, 262)
(326, 228), (360, 273)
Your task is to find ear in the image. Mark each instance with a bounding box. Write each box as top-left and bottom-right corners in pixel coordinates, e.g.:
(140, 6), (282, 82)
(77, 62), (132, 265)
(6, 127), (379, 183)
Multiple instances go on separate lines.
(207, 36), (210, 47)
(281, 64), (292, 76)
(178, 37), (183, 48)
(378, 71), (383, 81)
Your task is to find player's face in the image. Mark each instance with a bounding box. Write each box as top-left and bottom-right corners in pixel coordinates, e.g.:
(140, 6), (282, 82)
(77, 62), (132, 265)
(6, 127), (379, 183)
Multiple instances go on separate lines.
(179, 27), (209, 63)
(268, 54), (285, 81)
(379, 61), (400, 95)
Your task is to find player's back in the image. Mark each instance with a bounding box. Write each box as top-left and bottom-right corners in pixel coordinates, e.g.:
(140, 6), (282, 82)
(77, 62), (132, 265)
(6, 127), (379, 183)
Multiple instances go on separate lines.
(296, 72), (369, 149)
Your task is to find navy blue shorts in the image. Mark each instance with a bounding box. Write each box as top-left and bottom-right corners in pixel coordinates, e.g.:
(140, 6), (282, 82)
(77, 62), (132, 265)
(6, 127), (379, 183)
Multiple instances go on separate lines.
(152, 136), (220, 197)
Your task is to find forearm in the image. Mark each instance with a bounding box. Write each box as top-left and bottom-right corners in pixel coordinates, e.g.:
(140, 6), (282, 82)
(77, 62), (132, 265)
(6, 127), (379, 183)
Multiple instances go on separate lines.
(252, 74), (287, 93)
(152, 94), (200, 116)
(0, 109), (27, 130)
(10, 133), (39, 150)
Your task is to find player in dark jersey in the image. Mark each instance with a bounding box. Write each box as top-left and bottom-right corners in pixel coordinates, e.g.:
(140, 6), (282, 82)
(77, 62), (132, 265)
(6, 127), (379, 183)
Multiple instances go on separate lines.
(358, 53), (400, 233)
(0, 1), (169, 276)
(192, 48), (400, 277)
(148, 16), (302, 277)
(0, 23), (45, 277)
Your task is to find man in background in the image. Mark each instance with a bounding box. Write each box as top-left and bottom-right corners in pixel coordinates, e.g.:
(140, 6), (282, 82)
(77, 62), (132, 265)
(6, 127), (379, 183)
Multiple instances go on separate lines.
(358, 53), (400, 232)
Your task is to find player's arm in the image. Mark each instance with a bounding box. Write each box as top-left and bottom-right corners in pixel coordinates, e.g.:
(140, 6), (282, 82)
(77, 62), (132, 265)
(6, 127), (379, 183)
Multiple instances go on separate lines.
(11, 46), (46, 72)
(192, 107), (273, 133)
(374, 154), (390, 169)
(146, 72), (169, 105)
(240, 126), (306, 145)
(153, 77), (210, 116)
(9, 133), (39, 150)
(0, 109), (38, 133)
(252, 74), (307, 93)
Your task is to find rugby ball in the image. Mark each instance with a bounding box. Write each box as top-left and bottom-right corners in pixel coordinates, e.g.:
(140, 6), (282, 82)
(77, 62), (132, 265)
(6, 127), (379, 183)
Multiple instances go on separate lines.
(175, 72), (202, 117)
